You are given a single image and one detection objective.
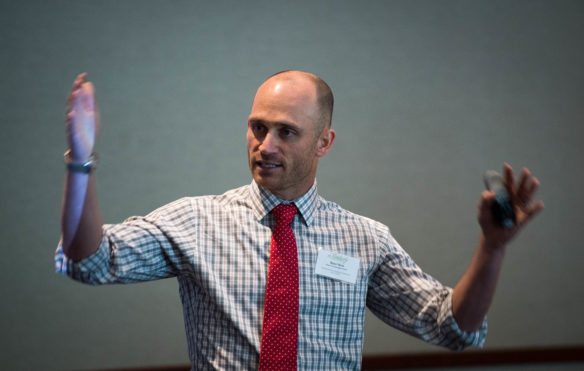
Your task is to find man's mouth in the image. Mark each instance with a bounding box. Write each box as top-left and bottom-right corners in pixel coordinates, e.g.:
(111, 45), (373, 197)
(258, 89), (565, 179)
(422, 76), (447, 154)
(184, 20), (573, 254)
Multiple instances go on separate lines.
(256, 161), (282, 169)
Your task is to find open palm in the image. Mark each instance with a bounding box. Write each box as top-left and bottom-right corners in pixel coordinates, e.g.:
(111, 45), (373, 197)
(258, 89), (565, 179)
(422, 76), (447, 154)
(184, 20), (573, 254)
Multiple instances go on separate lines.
(66, 73), (99, 162)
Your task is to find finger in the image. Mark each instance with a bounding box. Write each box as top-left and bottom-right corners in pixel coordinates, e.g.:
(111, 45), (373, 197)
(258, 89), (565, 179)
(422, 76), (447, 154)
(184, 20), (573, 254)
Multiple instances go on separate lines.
(66, 111), (74, 124)
(71, 75), (84, 97)
(517, 168), (531, 198)
(478, 190), (495, 221)
(503, 163), (515, 199)
(71, 73), (87, 95)
(72, 72), (87, 88)
(503, 163), (514, 186)
(66, 93), (73, 112)
(67, 74), (86, 111)
(522, 200), (544, 225)
(73, 85), (83, 112)
(479, 190), (495, 207)
(80, 82), (95, 112)
(523, 176), (540, 203)
(66, 89), (79, 113)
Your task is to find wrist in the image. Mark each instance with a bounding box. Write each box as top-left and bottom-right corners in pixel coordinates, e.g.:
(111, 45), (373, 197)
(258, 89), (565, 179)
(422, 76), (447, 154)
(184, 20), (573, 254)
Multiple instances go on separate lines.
(64, 149), (98, 174)
(479, 234), (507, 257)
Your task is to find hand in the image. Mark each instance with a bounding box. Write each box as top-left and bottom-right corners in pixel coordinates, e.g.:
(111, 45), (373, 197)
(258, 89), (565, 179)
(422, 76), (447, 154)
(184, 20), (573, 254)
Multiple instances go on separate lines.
(478, 163), (544, 249)
(66, 73), (100, 162)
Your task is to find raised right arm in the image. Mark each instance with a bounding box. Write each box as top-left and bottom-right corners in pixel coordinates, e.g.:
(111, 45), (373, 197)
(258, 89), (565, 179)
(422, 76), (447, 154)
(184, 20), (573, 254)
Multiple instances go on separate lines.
(61, 73), (103, 262)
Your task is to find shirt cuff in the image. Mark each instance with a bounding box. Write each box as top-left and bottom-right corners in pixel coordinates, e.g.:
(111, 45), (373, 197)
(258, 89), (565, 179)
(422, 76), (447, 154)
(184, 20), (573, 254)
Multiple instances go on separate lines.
(54, 233), (111, 284)
(439, 290), (488, 350)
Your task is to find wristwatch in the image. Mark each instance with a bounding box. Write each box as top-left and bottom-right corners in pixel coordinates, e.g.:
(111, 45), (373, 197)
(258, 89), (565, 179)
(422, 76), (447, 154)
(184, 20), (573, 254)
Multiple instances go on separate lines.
(64, 149), (98, 174)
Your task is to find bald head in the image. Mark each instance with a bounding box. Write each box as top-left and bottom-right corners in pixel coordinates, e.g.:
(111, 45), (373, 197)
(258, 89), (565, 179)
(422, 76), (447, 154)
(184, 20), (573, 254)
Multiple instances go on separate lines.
(257, 70), (334, 133)
(247, 70), (337, 199)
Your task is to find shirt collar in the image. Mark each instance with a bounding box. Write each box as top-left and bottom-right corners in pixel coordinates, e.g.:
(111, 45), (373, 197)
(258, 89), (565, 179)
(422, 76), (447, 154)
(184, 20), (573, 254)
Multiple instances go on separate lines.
(248, 180), (319, 226)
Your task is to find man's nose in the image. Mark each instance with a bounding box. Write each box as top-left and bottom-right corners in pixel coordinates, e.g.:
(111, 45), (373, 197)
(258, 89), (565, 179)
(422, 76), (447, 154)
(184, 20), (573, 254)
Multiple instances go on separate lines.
(258, 131), (278, 154)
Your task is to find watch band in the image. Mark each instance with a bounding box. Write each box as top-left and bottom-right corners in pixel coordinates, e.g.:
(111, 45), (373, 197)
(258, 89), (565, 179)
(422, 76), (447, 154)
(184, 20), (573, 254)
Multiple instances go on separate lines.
(64, 150), (98, 174)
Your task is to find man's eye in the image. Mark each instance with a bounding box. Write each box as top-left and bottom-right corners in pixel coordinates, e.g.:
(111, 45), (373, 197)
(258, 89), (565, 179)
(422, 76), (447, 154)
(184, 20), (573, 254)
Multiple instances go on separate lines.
(252, 125), (265, 133)
(281, 129), (294, 137)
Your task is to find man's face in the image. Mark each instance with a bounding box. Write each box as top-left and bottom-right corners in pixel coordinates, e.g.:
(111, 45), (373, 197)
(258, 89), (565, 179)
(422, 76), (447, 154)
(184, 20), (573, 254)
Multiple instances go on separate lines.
(247, 75), (333, 200)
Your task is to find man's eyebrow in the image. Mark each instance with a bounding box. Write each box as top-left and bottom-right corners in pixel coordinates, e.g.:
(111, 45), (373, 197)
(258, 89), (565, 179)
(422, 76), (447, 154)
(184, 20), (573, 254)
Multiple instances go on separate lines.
(248, 118), (265, 125)
(249, 118), (301, 130)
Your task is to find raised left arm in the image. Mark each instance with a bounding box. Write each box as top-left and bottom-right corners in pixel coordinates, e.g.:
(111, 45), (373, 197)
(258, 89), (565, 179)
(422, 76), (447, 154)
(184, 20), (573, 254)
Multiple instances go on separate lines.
(452, 163), (544, 331)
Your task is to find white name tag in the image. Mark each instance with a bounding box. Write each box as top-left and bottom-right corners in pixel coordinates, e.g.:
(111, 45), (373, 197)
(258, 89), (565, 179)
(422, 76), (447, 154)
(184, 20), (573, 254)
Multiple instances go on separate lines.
(314, 249), (360, 284)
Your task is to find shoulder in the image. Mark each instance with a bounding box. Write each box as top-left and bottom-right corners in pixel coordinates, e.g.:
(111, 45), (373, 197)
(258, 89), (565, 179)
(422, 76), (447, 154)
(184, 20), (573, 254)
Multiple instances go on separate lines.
(315, 195), (391, 244)
(312, 195), (407, 270)
(314, 197), (417, 274)
(145, 184), (253, 219)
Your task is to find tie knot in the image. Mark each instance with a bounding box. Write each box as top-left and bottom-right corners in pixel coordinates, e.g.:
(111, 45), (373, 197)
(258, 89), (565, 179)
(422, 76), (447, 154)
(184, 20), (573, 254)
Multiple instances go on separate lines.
(272, 203), (297, 225)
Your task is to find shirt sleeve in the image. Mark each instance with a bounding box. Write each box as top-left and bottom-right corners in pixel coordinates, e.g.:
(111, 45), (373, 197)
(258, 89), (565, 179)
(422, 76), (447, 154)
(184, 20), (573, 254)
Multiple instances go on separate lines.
(366, 231), (487, 350)
(55, 198), (195, 285)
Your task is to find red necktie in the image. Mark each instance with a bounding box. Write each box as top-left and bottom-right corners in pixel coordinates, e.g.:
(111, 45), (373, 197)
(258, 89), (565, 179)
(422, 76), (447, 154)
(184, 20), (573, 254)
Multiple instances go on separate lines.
(259, 204), (299, 371)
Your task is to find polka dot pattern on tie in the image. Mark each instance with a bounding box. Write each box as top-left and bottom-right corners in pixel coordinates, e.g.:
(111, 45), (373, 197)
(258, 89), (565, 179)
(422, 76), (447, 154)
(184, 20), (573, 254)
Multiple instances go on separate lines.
(258, 203), (298, 371)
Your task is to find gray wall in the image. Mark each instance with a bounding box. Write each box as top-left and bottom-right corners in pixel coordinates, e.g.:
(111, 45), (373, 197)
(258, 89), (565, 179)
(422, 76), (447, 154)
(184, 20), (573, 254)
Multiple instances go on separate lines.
(1, 0), (582, 369)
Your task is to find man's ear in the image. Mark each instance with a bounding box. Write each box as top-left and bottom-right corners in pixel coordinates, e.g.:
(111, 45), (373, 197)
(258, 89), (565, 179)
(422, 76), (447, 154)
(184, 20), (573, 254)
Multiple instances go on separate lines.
(316, 128), (336, 158)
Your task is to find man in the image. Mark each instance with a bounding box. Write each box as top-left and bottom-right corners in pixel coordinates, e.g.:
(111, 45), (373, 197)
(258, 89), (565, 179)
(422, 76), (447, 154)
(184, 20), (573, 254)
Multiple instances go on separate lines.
(56, 70), (543, 370)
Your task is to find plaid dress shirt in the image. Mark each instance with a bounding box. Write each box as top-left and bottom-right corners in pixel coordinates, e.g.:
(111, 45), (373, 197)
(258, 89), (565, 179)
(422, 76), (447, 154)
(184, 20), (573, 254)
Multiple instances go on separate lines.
(56, 181), (487, 370)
